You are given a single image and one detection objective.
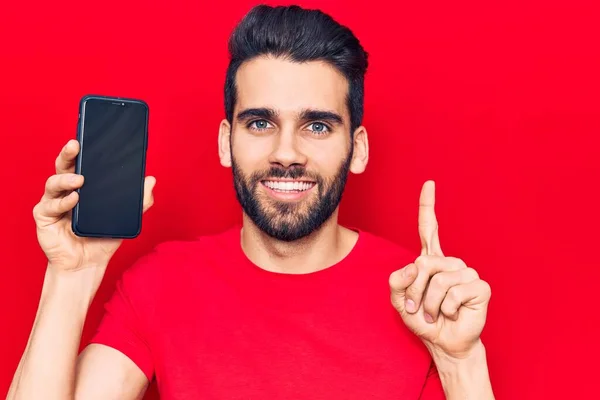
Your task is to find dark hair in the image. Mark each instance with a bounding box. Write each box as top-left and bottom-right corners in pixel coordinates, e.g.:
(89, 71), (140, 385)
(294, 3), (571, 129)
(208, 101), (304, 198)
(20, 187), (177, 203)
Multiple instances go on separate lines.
(224, 4), (369, 133)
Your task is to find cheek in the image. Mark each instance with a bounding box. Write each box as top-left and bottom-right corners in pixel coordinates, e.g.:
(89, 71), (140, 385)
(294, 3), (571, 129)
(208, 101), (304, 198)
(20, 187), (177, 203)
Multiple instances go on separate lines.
(304, 141), (348, 176)
(232, 134), (272, 166)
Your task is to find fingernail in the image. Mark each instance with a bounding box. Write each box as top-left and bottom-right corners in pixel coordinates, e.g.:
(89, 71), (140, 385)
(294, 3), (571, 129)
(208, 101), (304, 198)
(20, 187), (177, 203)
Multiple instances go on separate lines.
(424, 313), (434, 323)
(405, 299), (416, 313)
(69, 175), (77, 183)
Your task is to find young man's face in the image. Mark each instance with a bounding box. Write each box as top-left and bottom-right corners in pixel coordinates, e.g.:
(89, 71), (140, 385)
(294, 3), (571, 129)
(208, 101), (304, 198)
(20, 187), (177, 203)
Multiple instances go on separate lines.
(219, 56), (368, 241)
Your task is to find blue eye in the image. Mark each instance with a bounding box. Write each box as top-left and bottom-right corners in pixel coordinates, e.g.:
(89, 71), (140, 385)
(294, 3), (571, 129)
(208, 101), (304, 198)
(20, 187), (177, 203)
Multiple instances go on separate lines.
(308, 122), (330, 134)
(249, 120), (272, 131)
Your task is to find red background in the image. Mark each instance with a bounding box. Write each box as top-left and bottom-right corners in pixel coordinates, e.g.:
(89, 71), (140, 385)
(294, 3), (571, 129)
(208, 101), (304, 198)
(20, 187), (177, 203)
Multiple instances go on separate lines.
(1, 0), (598, 398)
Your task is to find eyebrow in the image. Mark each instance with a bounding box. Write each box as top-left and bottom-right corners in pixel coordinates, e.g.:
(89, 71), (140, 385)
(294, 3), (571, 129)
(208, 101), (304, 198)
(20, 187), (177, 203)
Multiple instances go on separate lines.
(236, 108), (277, 122)
(299, 109), (343, 125)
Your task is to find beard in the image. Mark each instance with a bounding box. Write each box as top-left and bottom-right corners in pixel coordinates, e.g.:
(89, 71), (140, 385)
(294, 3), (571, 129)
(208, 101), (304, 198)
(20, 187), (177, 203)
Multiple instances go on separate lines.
(231, 147), (353, 242)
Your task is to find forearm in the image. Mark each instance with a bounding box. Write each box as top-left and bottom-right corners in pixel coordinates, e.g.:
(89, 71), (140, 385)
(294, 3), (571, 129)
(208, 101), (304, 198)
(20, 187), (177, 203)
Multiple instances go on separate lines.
(7, 266), (99, 400)
(430, 341), (495, 400)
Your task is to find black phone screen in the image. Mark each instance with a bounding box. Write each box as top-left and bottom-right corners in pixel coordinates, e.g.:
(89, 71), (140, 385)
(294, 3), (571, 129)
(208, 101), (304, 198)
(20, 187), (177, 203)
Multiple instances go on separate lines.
(74, 98), (148, 238)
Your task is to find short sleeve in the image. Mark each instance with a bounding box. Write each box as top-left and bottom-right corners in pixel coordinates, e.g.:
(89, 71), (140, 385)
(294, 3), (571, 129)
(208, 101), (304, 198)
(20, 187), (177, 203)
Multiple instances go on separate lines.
(419, 362), (446, 399)
(87, 252), (159, 381)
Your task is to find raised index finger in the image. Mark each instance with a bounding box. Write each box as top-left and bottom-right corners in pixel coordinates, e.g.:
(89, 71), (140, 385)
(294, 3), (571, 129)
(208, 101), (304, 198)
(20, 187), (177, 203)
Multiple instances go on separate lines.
(55, 140), (80, 174)
(418, 180), (443, 256)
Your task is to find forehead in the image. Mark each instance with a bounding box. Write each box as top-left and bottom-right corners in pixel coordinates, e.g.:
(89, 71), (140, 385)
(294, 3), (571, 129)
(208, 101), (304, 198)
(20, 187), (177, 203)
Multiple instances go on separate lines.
(234, 56), (349, 120)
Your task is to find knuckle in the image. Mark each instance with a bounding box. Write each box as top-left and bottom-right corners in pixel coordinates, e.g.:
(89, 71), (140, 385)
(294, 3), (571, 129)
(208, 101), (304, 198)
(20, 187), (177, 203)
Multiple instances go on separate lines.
(388, 272), (396, 288)
(440, 301), (453, 316)
(33, 201), (49, 219)
(481, 280), (492, 297)
(389, 267), (406, 290)
(414, 255), (426, 269)
(415, 255), (433, 272)
(465, 267), (480, 280)
(429, 273), (445, 291)
(389, 271), (405, 292)
(447, 286), (462, 304)
(447, 256), (467, 269)
(45, 175), (55, 190)
(440, 302), (457, 319)
(404, 263), (417, 279)
(32, 203), (40, 218)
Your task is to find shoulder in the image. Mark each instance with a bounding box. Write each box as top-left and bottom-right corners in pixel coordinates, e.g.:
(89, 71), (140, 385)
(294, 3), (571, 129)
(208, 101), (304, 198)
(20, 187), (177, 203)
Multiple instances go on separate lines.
(120, 225), (241, 284)
(155, 225), (239, 257)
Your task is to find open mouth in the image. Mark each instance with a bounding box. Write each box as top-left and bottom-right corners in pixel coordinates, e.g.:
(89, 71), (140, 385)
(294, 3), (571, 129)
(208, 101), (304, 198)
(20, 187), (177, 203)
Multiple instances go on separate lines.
(261, 180), (316, 193)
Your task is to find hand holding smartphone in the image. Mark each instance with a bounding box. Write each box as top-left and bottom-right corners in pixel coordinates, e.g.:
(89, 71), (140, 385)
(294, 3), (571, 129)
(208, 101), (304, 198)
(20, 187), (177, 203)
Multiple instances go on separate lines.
(31, 94), (155, 275)
(72, 95), (151, 238)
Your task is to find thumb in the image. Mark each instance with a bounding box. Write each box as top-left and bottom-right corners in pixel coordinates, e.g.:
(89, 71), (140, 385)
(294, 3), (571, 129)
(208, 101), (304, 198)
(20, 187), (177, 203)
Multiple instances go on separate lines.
(389, 263), (418, 312)
(142, 176), (156, 213)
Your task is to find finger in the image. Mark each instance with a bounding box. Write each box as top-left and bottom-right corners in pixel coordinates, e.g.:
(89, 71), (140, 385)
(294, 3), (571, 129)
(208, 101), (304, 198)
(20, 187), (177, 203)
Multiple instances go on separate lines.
(55, 140), (80, 174)
(142, 176), (156, 213)
(43, 173), (84, 199)
(389, 263), (418, 314)
(418, 180), (443, 256)
(422, 268), (479, 323)
(405, 255), (465, 313)
(440, 279), (492, 321)
(34, 191), (79, 223)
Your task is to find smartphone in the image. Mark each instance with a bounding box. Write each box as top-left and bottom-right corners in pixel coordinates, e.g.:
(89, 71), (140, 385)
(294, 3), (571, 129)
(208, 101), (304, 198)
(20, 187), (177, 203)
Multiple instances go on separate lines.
(72, 95), (149, 238)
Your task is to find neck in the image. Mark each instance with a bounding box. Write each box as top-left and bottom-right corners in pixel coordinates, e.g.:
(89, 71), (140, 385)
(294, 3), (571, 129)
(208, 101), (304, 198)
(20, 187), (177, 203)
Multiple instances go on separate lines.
(240, 211), (359, 274)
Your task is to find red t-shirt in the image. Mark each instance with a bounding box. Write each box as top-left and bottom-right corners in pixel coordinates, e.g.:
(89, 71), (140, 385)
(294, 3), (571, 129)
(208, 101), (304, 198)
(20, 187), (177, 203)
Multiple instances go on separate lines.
(89, 226), (445, 399)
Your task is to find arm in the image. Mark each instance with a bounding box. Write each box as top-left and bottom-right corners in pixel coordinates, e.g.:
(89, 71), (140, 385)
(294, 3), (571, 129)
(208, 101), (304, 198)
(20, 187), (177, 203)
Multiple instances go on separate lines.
(75, 344), (148, 400)
(8, 139), (156, 400)
(430, 341), (494, 400)
(390, 181), (495, 400)
(6, 266), (148, 400)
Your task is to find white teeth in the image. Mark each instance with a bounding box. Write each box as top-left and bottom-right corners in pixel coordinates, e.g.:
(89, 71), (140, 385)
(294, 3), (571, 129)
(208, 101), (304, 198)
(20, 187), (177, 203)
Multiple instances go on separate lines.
(264, 181), (314, 192)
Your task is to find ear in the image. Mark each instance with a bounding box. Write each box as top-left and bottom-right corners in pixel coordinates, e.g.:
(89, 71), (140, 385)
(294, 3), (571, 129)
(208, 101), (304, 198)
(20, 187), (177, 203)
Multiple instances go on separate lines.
(218, 119), (232, 168)
(349, 126), (369, 174)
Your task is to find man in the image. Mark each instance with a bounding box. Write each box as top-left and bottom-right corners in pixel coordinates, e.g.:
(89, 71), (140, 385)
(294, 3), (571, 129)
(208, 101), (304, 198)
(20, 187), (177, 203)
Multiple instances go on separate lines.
(8, 4), (494, 400)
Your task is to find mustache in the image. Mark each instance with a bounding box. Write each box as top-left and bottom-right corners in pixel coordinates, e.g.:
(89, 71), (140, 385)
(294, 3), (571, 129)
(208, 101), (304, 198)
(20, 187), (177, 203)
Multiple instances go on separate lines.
(251, 166), (320, 182)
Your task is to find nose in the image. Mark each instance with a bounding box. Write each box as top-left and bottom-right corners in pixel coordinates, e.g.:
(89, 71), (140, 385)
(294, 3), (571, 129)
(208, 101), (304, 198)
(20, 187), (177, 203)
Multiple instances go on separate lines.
(268, 129), (307, 168)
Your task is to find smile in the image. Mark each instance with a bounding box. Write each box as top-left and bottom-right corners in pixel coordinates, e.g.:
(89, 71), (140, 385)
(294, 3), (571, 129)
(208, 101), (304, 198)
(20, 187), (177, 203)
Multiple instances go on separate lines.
(260, 180), (317, 201)
(261, 180), (316, 193)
